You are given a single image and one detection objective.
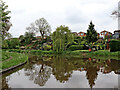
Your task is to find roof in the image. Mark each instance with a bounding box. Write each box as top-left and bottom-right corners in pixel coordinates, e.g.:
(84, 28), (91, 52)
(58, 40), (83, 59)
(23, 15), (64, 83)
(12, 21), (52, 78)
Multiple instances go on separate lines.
(78, 32), (86, 34)
(100, 30), (112, 34)
(72, 32), (77, 33)
(114, 30), (120, 32)
(100, 30), (109, 33)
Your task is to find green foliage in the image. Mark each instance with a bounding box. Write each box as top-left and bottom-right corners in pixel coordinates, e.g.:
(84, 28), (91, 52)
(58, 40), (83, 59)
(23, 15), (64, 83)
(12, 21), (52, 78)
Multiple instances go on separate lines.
(71, 41), (78, 45)
(19, 35), (25, 45)
(0, 0), (12, 40)
(105, 34), (112, 39)
(2, 40), (9, 49)
(2, 38), (20, 49)
(9, 38), (20, 49)
(88, 50), (120, 57)
(7, 49), (29, 53)
(2, 51), (10, 61)
(96, 43), (104, 50)
(86, 21), (98, 43)
(52, 25), (74, 52)
(24, 32), (35, 44)
(68, 45), (84, 51)
(110, 40), (120, 52)
(43, 44), (52, 51)
(80, 41), (87, 45)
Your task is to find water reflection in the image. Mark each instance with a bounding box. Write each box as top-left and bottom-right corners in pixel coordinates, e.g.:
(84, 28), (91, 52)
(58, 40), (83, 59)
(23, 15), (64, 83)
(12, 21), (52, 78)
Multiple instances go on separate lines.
(52, 55), (73, 83)
(24, 56), (52, 86)
(2, 55), (120, 88)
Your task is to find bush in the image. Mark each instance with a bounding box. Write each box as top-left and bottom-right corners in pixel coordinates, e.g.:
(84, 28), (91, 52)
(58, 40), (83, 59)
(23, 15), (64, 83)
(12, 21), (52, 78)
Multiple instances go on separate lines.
(3, 38), (20, 49)
(43, 45), (52, 51)
(68, 45), (84, 51)
(110, 40), (120, 52)
(2, 40), (9, 49)
(71, 41), (78, 45)
(80, 41), (86, 45)
(96, 43), (104, 50)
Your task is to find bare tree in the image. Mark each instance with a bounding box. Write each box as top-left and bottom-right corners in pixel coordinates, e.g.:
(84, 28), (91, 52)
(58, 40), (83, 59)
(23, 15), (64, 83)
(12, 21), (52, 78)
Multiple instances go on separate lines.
(111, 10), (120, 18)
(26, 18), (51, 40)
(111, 2), (120, 18)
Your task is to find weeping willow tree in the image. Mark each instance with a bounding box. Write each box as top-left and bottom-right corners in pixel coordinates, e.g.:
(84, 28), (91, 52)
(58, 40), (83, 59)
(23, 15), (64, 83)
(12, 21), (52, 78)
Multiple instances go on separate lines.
(52, 25), (74, 53)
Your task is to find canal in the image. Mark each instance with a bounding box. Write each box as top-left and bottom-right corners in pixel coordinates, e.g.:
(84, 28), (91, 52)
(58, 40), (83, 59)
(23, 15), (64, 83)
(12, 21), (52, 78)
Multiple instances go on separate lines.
(2, 55), (120, 88)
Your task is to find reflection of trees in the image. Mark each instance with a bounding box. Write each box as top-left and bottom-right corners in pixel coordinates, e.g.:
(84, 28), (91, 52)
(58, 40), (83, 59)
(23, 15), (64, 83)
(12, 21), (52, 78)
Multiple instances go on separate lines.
(110, 59), (120, 72)
(52, 55), (73, 83)
(100, 59), (120, 74)
(24, 55), (120, 88)
(2, 54), (120, 88)
(34, 65), (51, 86)
(24, 56), (52, 86)
(2, 77), (11, 89)
(85, 61), (99, 88)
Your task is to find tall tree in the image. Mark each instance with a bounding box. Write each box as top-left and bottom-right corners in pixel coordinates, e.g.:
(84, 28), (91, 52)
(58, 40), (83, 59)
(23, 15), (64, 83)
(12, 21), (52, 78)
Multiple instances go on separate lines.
(52, 25), (74, 53)
(0, 0), (12, 40)
(26, 18), (51, 40)
(86, 21), (98, 43)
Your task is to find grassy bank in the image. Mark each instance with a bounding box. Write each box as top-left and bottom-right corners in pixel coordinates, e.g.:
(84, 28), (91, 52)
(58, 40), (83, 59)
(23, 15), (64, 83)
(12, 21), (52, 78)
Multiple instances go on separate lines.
(3, 49), (120, 59)
(1, 51), (28, 70)
(88, 50), (120, 57)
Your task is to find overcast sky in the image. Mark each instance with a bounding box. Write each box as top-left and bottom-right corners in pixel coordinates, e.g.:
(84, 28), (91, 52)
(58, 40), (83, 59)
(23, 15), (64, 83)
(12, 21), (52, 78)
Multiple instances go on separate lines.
(4, 0), (119, 37)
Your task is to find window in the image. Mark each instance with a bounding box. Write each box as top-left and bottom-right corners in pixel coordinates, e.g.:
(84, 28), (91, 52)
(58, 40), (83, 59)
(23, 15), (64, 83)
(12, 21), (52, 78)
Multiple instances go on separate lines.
(81, 33), (83, 35)
(105, 32), (107, 34)
(115, 32), (118, 34)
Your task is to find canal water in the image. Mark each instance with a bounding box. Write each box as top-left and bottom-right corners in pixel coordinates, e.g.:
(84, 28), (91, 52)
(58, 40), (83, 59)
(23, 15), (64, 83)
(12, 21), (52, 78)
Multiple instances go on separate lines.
(2, 55), (120, 88)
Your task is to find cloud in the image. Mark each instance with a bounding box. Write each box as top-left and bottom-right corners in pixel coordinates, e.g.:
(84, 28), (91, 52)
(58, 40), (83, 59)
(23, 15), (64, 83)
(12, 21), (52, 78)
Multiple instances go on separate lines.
(4, 0), (119, 37)
(65, 7), (88, 24)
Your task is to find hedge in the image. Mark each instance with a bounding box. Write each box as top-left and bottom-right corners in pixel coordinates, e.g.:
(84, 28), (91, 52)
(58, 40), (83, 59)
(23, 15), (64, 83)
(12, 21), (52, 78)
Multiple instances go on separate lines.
(68, 45), (84, 51)
(109, 40), (120, 52)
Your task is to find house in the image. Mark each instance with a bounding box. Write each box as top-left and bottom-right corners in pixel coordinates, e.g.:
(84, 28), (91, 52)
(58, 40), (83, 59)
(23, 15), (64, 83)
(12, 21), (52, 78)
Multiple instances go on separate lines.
(112, 30), (120, 39)
(100, 30), (112, 38)
(72, 32), (78, 36)
(78, 32), (86, 37)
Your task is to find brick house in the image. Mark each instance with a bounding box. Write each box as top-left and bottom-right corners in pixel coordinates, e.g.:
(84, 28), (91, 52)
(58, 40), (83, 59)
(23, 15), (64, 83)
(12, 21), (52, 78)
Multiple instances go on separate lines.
(100, 30), (112, 38)
(78, 32), (86, 37)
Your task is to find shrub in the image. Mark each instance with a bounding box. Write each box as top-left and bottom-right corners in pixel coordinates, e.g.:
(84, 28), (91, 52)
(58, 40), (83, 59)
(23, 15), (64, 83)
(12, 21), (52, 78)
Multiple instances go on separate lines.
(80, 41), (86, 45)
(71, 41), (78, 45)
(96, 43), (104, 50)
(2, 40), (9, 49)
(68, 45), (84, 51)
(43, 45), (52, 51)
(110, 40), (120, 52)
(3, 38), (20, 49)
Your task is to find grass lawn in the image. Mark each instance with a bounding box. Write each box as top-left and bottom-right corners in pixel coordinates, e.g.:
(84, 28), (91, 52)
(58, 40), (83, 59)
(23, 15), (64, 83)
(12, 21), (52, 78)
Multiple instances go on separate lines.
(1, 51), (28, 70)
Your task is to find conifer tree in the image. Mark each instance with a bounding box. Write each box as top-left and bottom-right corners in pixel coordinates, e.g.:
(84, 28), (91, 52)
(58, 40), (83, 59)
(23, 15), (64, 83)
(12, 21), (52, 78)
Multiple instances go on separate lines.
(86, 21), (98, 43)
